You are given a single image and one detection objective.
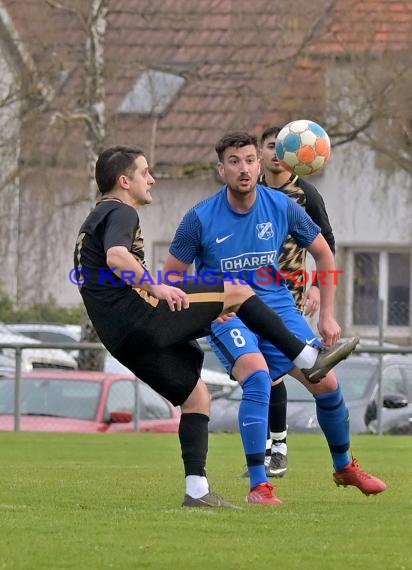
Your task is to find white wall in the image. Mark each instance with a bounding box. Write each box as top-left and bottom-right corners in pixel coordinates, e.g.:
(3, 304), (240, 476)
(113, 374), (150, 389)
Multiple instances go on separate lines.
(311, 141), (412, 338)
(314, 141), (412, 246)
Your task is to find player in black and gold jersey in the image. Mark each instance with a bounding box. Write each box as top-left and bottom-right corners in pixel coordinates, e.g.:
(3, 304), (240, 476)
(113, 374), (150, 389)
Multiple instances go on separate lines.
(74, 145), (358, 507)
(259, 126), (336, 478)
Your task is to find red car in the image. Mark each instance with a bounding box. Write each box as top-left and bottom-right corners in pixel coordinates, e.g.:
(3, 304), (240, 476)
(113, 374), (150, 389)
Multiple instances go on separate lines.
(0, 370), (180, 433)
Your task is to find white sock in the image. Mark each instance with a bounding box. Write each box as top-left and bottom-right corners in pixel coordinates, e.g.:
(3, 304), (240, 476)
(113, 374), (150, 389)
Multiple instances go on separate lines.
(270, 430), (287, 441)
(293, 345), (318, 369)
(185, 475), (209, 498)
(272, 442), (287, 456)
(266, 438), (272, 452)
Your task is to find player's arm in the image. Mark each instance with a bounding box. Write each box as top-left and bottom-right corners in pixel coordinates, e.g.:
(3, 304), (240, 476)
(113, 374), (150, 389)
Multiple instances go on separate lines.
(163, 207), (202, 282)
(163, 255), (191, 283)
(106, 247), (188, 311)
(287, 199), (340, 344)
(304, 183), (335, 254)
(306, 234), (341, 345)
(103, 207), (188, 311)
(302, 183), (336, 315)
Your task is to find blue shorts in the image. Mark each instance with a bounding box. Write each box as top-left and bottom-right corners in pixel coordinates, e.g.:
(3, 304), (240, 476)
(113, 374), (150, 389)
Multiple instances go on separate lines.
(207, 304), (321, 380)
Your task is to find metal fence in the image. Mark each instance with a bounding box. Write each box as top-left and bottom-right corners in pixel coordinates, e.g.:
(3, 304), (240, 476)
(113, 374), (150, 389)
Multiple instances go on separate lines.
(0, 341), (148, 432)
(1, 337), (412, 435)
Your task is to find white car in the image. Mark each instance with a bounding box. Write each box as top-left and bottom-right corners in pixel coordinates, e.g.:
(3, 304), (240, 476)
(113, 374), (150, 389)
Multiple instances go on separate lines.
(6, 323), (81, 344)
(0, 325), (77, 371)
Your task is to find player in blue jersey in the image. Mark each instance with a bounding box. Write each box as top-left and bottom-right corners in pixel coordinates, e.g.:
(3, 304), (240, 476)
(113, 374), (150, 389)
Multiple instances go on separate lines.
(164, 131), (386, 504)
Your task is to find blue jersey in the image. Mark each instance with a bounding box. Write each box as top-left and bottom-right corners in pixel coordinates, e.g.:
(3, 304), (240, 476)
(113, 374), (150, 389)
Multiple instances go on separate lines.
(169, 184), (320, 309)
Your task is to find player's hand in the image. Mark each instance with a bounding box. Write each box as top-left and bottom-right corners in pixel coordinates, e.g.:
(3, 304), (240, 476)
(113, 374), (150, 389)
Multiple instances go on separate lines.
(215, 311), (236, 324)
(303, 286), (320, 316)
(317, 314), (341, 346)
(150, 284), (189, 312)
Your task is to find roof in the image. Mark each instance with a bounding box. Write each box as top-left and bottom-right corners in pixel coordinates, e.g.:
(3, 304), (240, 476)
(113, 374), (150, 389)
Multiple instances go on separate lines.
(2, 0), (411, 171)
(310, 0), (412, 56)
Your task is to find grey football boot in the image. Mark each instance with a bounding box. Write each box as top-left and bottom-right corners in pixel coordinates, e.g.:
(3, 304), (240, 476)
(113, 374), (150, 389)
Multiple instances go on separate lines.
(182, 491), (236, 508)
(302, 337), (360, 383)
(267, 452), (288, 478)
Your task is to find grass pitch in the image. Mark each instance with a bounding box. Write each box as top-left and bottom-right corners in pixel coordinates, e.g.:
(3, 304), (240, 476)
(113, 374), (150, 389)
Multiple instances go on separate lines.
(0, 432), (410, 570)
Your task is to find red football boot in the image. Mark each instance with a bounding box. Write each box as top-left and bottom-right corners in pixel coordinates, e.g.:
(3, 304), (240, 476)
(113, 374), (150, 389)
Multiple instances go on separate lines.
(246, 482), (283, 505)
(333, 458), (387, 496)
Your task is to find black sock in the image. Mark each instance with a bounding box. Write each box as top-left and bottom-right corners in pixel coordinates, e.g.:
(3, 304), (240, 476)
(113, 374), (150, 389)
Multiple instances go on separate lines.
(236, 295), (305, 361)
(269, 382), (287, 440)
(179, 412), (209, 477)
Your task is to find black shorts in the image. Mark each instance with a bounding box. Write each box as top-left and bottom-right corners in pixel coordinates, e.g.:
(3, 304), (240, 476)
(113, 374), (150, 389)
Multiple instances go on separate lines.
(112, 281), (225, 406)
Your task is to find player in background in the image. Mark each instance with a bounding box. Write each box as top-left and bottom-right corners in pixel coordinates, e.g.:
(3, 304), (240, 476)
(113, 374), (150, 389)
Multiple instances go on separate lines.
(258, 125), (336, 478)
(164, 131), (386, 505)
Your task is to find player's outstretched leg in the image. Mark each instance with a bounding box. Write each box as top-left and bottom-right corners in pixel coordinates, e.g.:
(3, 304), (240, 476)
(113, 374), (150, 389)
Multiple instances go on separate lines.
(223, 282), (359, 380)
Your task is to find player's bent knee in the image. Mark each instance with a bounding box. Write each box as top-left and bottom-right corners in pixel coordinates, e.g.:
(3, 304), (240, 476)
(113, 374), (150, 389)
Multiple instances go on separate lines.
(307, 370), (339, 395)
(181, 379), (211, 415)
(232, 352), (269, 383)
(271, 376), (284, 386)
(242, 369), (271, 405)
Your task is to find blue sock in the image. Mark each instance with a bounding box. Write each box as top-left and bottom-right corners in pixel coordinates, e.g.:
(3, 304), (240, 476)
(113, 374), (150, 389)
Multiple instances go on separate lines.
(238, 370), (271, 489)
(315, 385), (351, 471)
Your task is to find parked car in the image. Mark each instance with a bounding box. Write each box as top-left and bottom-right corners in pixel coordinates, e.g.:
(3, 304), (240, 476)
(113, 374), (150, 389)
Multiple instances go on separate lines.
(200, 347), (236, 394)
(0, 370), (180, 433)
(5, 323), (137, 375)
(0, 325), (77, 371)
(209, 355), (412, 434)
(6, 324), (236, 394)
(5, 323), (81, 345)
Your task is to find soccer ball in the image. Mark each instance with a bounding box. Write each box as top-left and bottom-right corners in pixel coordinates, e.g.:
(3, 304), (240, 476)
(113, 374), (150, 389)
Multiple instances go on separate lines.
(275, 120), (331, 176)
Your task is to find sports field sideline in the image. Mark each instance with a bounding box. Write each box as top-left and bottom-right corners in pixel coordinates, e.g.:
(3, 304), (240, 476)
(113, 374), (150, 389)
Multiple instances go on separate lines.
(0, 432), (410, 570)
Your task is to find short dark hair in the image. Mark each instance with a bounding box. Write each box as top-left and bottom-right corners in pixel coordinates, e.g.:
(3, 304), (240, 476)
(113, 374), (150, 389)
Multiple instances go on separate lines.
(95, 145), (145, 194)
(260, 126), (282, 145)
(215, 131), (258, 161)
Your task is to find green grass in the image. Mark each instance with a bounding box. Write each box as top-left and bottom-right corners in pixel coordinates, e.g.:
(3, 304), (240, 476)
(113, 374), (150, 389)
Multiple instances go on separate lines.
(0, 433), (411, 570)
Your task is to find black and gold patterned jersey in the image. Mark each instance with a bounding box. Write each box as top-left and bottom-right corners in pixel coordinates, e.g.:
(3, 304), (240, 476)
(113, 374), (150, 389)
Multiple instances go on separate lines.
(260, 174), (335, 312)
(99, 197), (148, 269)
(73, 199), (149, 351)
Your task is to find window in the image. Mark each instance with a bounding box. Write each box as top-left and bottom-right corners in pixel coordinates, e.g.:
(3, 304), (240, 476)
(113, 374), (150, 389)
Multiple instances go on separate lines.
(346, 249), (411, 333)
(388, 253), (410, 326)
(106, 380), (135, 414)
(382, 366), (407, 397)
(118, 70), (185, 116)
(105, 380), (171, 420)
(353, 252), (379, 325)
(401, 366), (412, 400)
(0, 379), (101, 420)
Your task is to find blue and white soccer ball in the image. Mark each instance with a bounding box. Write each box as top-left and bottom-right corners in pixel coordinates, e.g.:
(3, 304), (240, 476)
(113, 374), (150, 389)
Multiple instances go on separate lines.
(275, 119), (331, 176)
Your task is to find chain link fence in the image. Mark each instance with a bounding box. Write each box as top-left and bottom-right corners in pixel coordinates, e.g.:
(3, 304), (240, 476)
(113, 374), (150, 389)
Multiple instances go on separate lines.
(1, 317), (412, 434)
(0, 341), (181, 433)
